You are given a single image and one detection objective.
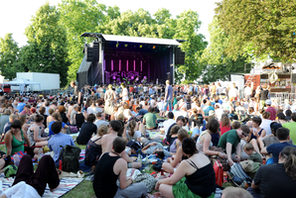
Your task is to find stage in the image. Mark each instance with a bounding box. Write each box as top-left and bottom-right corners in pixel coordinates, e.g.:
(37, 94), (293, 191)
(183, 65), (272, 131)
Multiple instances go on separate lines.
(77, 33), (184, 88)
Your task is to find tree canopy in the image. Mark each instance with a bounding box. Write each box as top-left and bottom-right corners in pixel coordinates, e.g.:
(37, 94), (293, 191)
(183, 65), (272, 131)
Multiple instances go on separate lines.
(0, 33), (20, 80)
(18, 3), (70, 86)
(200, 18), (251, 83)
(216, 0), (296, 63)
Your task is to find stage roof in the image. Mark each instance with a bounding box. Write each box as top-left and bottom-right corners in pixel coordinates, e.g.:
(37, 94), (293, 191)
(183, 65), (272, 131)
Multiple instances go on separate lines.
(101, 34), (181, 46)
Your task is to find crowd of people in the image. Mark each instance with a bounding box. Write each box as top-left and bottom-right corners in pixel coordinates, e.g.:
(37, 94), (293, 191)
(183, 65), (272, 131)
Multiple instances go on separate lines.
(0, 80), (295, 198)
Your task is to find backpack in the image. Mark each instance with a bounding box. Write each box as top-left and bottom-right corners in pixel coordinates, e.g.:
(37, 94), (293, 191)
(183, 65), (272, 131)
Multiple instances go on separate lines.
(240, 160), (261, 178)
(59, 145), (81, 173)
(66, 125), (79, 134)
(213, 159), (224, 187)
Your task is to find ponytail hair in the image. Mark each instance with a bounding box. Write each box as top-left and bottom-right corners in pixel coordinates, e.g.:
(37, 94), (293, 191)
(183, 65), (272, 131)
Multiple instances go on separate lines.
(280, 146), (296, 180)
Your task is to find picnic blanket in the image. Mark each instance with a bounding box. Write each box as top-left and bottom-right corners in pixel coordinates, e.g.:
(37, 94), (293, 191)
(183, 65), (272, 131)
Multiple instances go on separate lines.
(1, 176), (83, 198)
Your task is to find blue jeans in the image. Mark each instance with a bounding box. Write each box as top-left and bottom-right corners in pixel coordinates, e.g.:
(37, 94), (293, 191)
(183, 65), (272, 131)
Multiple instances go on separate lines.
(164, 99), (172, 111)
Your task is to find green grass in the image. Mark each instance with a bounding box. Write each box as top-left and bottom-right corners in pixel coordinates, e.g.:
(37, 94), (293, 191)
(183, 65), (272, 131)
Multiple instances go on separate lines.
(63, 180), (95, 198)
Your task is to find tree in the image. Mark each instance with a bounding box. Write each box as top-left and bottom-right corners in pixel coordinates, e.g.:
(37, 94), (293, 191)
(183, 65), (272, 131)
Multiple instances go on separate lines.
(100, 8), (155, 37)
(0, 33), (21, 80)
(58, 0), (115, 82)
(174, 10), (207, 82)
(216, 0), (296, 63)
(20, 3), (69, 86)
(200, 18), (252, 83)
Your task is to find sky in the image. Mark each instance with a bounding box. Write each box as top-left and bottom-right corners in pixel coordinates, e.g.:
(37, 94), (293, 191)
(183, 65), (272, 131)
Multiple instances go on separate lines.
(0, 0), (219, 46)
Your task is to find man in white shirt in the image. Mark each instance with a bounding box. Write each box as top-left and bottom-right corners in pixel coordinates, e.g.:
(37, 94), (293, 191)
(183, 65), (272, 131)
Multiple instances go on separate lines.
(162, 112), (176, 136)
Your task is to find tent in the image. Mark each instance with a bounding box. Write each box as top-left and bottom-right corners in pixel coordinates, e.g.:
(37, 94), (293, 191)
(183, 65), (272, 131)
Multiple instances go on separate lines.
(6, 79), (41, 93)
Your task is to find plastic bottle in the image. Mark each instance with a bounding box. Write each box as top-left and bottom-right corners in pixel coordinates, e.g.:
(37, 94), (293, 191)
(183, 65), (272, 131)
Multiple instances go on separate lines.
(137, 153), (142, 163)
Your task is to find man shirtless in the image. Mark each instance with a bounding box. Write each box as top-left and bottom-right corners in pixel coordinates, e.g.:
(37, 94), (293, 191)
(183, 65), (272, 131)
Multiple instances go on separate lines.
(100, 120), (141, 168)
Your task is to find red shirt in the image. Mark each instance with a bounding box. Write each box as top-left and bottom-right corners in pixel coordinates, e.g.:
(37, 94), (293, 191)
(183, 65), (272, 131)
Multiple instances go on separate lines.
(220, 122), (231, 135)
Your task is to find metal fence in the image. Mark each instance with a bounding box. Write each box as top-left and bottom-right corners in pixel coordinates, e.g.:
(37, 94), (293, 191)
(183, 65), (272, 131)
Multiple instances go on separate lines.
(269, 93), (296, 105)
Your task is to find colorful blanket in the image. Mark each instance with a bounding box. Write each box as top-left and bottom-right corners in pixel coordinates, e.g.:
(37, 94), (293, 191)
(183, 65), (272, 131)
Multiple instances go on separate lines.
(1, 176), (83, 198)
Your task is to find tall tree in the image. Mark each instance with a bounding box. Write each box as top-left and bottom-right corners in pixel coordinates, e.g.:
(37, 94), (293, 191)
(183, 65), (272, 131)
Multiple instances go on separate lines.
(58, 0), (114, 82)
(216, 0), (296, 63)
(200, 18), (252, 83)
(21, 3), (69, 86)
(0, 33), (21, 80)
(174, 10), (207, 82)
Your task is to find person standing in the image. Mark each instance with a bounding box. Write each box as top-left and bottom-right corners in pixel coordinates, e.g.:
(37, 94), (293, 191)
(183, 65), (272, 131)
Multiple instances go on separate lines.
(164, 80), (173, 112)
(104, 85), (117, 116)
(265, 100), (276, 121)
(121, 84), (129, 102)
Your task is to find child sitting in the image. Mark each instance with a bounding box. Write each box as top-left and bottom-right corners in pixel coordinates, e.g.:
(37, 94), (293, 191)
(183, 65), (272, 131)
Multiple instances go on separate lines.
(243, 143), (262, 163)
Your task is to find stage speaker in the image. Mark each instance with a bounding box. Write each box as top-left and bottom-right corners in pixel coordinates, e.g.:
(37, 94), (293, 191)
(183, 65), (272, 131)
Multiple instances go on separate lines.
(86, 42), (99, 62)
(175, 48), (185, 65)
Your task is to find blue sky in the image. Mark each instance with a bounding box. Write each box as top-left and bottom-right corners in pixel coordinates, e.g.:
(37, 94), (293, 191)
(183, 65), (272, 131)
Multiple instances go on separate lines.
(0, 0), (219, 46)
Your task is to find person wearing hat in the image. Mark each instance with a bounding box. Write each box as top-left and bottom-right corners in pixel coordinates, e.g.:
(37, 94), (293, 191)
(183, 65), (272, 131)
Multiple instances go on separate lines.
(265, 99), (276, 120)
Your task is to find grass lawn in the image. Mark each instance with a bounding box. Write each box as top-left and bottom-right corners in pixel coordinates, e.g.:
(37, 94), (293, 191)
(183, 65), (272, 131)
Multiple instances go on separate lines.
(63, 180), (95, 198)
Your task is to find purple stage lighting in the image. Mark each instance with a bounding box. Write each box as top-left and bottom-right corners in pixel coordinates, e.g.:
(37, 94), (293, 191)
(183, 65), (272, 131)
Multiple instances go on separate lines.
(126, 60), (129, 71)
(119, 59), (121, 71)
(134, 60), (136, 71)
(111, 59), (114, 71)
(141, 60), (143, 72)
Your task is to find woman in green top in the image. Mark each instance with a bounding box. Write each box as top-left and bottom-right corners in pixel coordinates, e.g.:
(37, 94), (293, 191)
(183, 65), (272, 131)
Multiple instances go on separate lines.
(4, 120), (30, 155)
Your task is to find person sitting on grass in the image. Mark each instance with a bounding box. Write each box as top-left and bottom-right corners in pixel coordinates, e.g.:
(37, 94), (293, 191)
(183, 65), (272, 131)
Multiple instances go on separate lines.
(1, 155), (59, 198)
(76, 113), (97, 145)
(27, 115), (48, 159)
(162, 128), (189, 174)
(218, 123), (250, 166)
(100, 120), (141, 168)
(48, 121), (75, 167)
(196, 118), (227, 159)
(156, 138), (216, 198)
(84, 125), (108, 168)
(93, 137), (146, 198)
(250, 146), (296, 198)
(243, 143), (262, 163)
(143, 107), (157, 130)
(4, 120), (30, 156)
(261, 127), (296, 164)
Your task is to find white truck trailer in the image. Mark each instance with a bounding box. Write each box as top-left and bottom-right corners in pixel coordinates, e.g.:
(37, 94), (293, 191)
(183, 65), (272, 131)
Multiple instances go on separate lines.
(12, 72), (60, 91)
